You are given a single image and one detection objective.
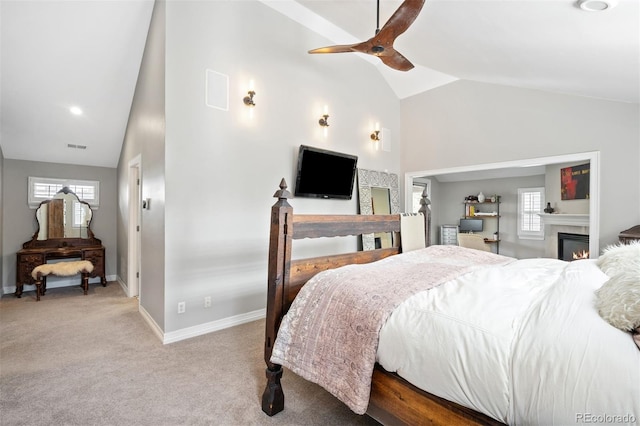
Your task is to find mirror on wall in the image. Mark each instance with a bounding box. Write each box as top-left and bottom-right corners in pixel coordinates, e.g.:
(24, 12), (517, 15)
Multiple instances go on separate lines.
(35, 188), (93, 240)
(357, 168), (400, 250)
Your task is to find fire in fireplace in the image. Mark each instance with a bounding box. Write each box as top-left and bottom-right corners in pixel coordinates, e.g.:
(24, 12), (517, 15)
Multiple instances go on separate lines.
(558, 232), (589, 261)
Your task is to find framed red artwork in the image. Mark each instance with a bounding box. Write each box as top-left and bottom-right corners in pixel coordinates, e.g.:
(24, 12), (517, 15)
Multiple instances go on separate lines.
(561, 163), (590, 200)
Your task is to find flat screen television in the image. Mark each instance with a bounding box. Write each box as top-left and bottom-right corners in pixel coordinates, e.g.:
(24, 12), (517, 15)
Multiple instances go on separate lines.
(294, 145), (358, 200)
(459, 218), (483, 233)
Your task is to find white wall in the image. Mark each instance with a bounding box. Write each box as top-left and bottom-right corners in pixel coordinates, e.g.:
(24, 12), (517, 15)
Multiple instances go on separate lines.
(117, 0), (165, 329)
(401, 80), (640, 249)
(159, 1), (400, 333)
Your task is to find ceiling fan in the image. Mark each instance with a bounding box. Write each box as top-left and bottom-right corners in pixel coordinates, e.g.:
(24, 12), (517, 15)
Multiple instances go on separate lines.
(308, 0), (426, 72)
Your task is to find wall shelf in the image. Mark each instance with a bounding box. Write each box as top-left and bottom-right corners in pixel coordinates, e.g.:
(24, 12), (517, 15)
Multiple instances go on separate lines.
(538, 213), (589, 227)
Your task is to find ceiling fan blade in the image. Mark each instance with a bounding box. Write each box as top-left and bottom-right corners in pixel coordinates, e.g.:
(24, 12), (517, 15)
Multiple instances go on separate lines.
(379, 50), (415, 72)
(377, 0), (425, 40)
(307, 0), (425, 72)
(308, 44), (358, 54)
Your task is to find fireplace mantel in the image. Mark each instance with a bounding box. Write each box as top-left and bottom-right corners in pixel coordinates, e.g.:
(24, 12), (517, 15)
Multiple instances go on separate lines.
(538, 213), (589, 227)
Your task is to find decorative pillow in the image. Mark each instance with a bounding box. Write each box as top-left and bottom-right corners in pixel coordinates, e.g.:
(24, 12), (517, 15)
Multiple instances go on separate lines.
(595, 270), (640, 332)
(597, 240), (640, 277)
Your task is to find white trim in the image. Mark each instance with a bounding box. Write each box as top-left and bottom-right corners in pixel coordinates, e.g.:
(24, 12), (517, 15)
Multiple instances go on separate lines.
(116, 275), (129, 295)
(139, 304), (165, 342)
(405, 151), (600, 258)
(162, 309), (266, 345)
(127, 155), (142, 299)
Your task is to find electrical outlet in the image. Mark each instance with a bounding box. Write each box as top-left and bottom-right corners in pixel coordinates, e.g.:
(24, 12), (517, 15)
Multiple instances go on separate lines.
(204, 296), (212, 308)
(178, 301), (186, 314)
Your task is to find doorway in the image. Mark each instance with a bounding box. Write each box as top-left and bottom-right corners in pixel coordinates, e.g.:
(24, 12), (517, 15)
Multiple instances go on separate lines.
(404, 151), (600, 258)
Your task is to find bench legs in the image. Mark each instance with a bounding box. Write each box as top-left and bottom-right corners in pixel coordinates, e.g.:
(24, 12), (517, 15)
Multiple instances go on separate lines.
(35, 274), (44, 301)
(81, 273), (89, 295)
(34, 271), (91, 301)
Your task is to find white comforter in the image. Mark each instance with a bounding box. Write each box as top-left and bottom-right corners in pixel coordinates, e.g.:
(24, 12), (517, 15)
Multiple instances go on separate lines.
(377, 258), (640, 425)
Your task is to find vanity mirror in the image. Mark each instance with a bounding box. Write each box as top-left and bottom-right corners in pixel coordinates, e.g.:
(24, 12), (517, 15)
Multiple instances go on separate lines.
(35, 187), (93, 240)
(357, 169), (400, 250)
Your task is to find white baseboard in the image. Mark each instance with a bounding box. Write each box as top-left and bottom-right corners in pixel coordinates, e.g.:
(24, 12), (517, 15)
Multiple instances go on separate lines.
(135, 301), (265, 345)
(138, 304), (165, 342)
(116, 275), (128, 295)
(162, 309), (266, 344)
(3, 274), (117, 296)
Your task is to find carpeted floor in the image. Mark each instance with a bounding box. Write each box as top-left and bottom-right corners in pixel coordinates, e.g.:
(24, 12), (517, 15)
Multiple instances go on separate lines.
(0, 283), (380, 426)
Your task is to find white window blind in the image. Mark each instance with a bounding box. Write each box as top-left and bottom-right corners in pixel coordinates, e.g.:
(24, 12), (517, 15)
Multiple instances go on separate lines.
(28, 177), (100, 209)
(518, 187), (544, 240)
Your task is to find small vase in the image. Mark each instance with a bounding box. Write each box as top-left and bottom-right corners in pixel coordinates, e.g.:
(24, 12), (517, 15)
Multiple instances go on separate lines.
(544, 202), (554, 214)
(477, 192), (485, 203)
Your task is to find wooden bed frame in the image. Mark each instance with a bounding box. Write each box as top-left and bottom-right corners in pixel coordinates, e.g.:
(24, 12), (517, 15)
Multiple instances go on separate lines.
(261, 179), (504, 426)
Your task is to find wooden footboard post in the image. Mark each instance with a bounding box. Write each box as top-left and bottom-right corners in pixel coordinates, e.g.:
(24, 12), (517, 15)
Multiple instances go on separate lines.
(419, 187), (432, 246)
(262, 178), (293, 416)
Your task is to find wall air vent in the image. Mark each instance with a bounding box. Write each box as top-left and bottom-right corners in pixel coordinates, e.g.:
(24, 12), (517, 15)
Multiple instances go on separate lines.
(67, 144), (87, 149)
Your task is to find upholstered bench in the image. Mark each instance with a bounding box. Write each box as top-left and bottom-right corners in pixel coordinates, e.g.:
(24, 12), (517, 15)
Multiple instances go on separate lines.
(31, 260), (94, 301)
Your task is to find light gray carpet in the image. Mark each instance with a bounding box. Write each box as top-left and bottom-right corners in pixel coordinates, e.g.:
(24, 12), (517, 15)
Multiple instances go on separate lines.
(0, 283), (380, 426)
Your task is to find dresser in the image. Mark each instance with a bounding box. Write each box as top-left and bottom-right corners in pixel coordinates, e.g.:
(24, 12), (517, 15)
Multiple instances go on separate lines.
(16, 246), (106, 297)
(619, 225), (640, 244)
(440, 225), (459, 245)
(14, 187), (106, 298)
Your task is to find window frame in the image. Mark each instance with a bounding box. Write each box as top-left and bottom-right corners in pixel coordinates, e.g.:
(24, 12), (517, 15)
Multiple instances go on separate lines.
(517, 187), (545, 240)
(28, 176), (100, 209)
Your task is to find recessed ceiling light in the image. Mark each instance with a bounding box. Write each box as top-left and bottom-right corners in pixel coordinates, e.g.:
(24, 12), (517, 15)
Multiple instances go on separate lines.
(69, 106), (83, 115)
(577, 0), (617, 11)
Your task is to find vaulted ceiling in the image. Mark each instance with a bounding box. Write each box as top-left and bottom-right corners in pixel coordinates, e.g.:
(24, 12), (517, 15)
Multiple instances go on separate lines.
(1, 0), (637, 168)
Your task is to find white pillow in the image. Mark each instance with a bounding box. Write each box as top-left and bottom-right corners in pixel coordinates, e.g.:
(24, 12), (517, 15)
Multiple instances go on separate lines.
(595, 271), (640, 331)
(595, 241), (640, 331)
(597, 240), (640, 277)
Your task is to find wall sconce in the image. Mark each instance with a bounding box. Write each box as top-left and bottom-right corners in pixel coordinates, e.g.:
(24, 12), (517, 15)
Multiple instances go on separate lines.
(318, 113), (329, 127)
(318, 105), (329, 137)
(243, 80), (256, 107)
(319, 105), (329, 127)
(243, 90), (255, 106)
(371, 122), (381, 149)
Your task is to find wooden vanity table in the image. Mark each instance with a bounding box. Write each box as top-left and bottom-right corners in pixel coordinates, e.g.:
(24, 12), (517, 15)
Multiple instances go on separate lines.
(15, 187), (106, 298)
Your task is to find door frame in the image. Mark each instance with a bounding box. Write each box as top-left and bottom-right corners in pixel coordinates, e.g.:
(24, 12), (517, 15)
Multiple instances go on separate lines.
(128, 155), (142, 298)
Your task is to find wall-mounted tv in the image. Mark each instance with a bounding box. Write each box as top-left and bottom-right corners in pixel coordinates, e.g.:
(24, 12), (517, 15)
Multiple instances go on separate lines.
(459, 218), (483, 233)
(294, 145), (358, 200)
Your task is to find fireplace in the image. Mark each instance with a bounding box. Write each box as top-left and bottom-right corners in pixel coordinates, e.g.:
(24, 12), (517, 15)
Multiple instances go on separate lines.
(558, 232), (589, 261)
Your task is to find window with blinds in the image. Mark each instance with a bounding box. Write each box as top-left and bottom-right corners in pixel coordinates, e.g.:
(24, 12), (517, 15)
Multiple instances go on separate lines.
(518, 187), (544, 240)
(28, 177), (100, 209)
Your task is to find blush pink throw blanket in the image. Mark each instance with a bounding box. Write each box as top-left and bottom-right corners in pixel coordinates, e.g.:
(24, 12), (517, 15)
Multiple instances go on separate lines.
(271, 245), (514, 414)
